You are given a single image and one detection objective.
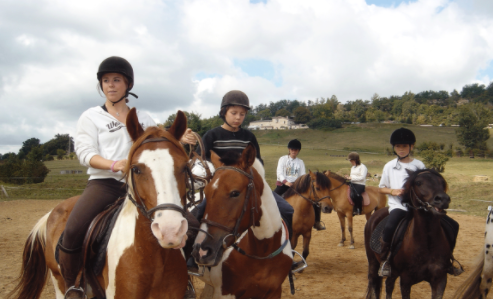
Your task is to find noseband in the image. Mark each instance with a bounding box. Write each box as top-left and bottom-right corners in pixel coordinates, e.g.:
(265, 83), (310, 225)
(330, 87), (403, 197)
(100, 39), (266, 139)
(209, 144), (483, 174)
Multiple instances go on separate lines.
(290, 176), (331, 206)
(405, 171), (439, 212)
(127, 137), (192, 221)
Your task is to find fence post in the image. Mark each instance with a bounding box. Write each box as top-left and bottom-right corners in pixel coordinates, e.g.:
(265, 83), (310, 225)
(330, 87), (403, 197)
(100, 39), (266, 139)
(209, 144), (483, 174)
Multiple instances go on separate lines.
(1, 185), (8, 198)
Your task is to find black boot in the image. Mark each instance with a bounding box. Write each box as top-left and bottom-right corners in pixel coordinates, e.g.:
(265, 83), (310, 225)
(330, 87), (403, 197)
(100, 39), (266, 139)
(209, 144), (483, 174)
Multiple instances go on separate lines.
(58, 248), (85, 299)
(378, 238), (391, 277)
(313, 204), (326, 231)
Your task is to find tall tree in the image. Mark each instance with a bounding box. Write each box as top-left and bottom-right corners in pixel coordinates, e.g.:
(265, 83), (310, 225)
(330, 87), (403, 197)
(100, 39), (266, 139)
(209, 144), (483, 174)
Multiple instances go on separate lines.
(455, 104), (491, 150)
(293, 106), (311, 123)
(19, 138), (40, 156)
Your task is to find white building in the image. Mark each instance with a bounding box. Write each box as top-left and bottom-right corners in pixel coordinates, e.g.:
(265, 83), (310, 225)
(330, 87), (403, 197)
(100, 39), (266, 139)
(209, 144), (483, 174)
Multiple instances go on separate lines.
(248, 116), (308, 130)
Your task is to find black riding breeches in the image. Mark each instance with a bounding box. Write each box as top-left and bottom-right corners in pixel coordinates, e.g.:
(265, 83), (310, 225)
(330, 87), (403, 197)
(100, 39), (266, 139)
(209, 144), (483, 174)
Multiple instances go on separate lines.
(62, 179), (126, 250)
(441, 215), (459, 250)
(313, 204), (321, 222)
(350, 183), (365, 211)
(382, 209), (409, 243)
(273, 184), (290, 196)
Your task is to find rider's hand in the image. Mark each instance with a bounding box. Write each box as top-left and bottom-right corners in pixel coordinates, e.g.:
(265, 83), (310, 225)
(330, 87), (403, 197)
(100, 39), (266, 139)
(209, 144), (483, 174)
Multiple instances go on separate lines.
(113, 159), (127, 172)
(391, 189), (404, 196)
(180, 128), (197, 145)
(285, 182), (293, 187)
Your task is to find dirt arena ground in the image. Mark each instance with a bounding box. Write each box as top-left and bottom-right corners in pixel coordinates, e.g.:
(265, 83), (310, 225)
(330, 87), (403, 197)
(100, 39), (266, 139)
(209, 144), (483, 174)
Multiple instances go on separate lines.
(0, 200), (487, 298)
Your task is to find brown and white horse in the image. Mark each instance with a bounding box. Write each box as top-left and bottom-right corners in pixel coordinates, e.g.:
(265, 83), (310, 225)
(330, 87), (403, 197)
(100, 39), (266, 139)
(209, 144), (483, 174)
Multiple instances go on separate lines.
(283, 171), (332, 263)
(191, 144), (293, 299)
(8, 109), (190, 299)
(320, 171), (387, 249)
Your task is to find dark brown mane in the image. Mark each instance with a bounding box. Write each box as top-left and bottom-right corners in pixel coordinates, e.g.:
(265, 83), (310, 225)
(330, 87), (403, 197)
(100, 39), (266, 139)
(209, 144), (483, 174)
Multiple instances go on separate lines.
(326, 171), (347, 184)
(401, 168), (447, 205)
(219, 151), (241, 166)
(124, 126), (188, 177)
(283, 172), (331, 198)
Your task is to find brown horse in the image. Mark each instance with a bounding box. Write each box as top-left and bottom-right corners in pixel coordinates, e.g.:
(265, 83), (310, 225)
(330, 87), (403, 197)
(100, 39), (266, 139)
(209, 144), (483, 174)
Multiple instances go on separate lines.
(364, 169), (453, 299)
(320, 171), (386, 249)
(451, 207), (493, 299)
(191, 144), (293, 298)
(7, 110), (191, 299)
(283, 171), (332, 262)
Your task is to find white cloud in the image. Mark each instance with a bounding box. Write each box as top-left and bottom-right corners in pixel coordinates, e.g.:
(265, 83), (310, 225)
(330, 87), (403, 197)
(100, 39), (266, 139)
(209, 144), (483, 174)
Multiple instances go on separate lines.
(0, 0), (493, 154)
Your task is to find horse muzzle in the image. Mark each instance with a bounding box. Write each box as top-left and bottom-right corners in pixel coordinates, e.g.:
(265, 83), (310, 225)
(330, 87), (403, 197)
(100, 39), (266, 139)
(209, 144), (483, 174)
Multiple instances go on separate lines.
(429, 194), (450, 215)
(191, 240), (224, 267)
(150, 211), (188, 249)
(320, 202), (333, 213)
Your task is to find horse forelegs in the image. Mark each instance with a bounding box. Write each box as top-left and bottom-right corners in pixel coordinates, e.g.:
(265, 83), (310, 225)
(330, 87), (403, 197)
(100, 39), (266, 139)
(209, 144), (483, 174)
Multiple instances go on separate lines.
(430, 275), (447, 299)
(399, 276), (413, 299)
(302, 231), (312, 260)
(365, 257), (382, 299)
(337, 212), (346, 247)
(347, 214), (355, 249)
(290, 233), (300, 250)
(384, 276), (397, 299)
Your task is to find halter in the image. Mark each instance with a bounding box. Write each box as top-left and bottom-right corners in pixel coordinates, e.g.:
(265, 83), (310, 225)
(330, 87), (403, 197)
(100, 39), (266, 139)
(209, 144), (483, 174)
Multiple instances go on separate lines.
(289, 176), (331, 206)
(126, 136), (193, 221)
(201, 166), (289, 259)
(404, 171), (436, 212)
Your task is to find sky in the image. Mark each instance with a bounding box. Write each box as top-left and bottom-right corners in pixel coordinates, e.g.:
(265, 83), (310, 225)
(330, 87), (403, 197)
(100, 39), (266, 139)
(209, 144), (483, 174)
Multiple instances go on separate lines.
(1, 0), (493, 154)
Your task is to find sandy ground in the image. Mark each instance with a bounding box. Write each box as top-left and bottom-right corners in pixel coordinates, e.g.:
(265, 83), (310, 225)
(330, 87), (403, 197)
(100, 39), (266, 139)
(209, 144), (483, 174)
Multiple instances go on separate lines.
(0, 199), (486, 299)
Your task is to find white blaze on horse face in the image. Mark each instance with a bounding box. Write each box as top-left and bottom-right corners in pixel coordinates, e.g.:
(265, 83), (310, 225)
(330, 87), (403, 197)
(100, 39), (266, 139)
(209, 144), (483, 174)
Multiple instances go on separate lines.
(212, 177), (220, 190)
(138, 148), (188, 248)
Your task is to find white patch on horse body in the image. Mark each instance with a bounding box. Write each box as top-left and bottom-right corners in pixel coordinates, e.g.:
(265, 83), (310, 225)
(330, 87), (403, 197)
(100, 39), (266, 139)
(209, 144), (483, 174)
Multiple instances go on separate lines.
(252, 158), (265, 179)
(251, 176), (282, 240)
(50, 271), (64, 299)
(482, 211), (493, 294)
(138, 148), (188, 247)
(105, 199), (137, 299)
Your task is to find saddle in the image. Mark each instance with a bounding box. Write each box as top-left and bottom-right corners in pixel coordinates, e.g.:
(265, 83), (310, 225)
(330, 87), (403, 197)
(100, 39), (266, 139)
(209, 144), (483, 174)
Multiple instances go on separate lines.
(56, 198), (126, 299)
(347, 186), (370, 206)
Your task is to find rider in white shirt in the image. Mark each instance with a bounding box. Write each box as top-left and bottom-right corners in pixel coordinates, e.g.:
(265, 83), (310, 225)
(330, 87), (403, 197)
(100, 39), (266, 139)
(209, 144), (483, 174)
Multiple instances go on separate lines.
(345, 152), (367, 216)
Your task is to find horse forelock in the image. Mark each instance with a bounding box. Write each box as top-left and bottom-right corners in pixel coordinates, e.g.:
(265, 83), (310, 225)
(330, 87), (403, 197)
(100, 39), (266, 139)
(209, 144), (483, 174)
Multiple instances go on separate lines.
(402, 168), (447, 204)
(315, 171), (332, 190)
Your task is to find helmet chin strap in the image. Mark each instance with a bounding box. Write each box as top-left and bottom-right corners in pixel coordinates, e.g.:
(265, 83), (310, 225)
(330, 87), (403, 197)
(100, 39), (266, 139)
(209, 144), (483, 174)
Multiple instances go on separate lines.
(110, 91), (138, 106)
(393, 145), (412, 160)
(223, 119), (240, 131)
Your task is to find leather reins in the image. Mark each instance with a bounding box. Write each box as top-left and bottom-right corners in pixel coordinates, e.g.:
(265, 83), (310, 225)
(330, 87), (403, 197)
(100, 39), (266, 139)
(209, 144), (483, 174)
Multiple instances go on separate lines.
(404, 171), (437, 212)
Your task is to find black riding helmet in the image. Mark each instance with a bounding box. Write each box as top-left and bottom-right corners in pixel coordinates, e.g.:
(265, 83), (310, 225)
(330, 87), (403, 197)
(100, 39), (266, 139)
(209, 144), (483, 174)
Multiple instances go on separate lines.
(288, 139), (301, 150)
(390, 128), (416, 159)
(97, 56), (138, 106)
(220, 90), (250, 128)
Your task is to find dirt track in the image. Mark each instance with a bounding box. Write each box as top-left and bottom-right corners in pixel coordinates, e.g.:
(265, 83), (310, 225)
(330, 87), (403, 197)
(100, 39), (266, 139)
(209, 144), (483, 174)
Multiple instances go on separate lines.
(0, 200), (486, 298)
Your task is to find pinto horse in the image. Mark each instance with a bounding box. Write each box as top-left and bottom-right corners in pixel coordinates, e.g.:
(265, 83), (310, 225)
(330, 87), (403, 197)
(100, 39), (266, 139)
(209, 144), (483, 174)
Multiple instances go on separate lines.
(364, 169), (453, 299)
(283, 171), (331, 262)
(320, 171), (386, 249)
(7, 109), (191, 299)
(191, 144), (293, 299)
(451, 206), (493, 299)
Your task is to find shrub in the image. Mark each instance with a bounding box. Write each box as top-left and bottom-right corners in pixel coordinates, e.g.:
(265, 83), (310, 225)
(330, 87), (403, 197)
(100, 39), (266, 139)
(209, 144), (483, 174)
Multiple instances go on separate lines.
(419, 150), (449, 173)
(307, 118), (342, 130)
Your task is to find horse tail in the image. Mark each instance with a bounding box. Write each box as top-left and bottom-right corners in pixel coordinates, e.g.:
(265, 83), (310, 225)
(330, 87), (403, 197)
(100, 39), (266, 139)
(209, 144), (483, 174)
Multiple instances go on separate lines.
(451, 248), (484, 299)
(6, 211), (51, 299)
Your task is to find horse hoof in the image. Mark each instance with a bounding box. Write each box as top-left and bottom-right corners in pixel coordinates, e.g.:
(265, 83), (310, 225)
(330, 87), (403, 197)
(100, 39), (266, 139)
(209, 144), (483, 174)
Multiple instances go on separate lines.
(349, 245), (355, 249)
(338, 243), (344, 247)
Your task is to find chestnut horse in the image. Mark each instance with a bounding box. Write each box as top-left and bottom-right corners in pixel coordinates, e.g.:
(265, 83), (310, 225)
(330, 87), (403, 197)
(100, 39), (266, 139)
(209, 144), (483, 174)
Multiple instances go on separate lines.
(191, 144), (293, 298)
(7, 110), (191, 299)
(364, 169), (453, 299)
(320, 171), (386, 249)
(452, 206), (493, 299)
(283, 171), (332, 262)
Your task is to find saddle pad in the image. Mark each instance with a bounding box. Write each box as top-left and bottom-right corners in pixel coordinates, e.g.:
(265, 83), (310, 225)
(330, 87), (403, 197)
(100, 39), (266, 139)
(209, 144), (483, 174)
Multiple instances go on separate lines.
(370, 217), (388, 254)
(347, 188), (370, 206)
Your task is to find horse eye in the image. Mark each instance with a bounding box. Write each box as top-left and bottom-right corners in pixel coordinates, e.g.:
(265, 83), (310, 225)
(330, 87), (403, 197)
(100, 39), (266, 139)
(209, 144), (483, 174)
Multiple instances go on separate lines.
(132, 166), (141, 174)
(415, 181), (422, 186)
(316, 187), (321, 191)
(230, 191), (240, 198)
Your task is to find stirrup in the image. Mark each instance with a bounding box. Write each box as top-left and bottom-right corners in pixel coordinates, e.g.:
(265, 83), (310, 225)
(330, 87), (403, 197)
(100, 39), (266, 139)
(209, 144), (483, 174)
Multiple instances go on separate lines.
(378, 260), (391, 277)
(183, 280), (196, 299)
(291, 250), (308, 273)
(448, 258), (464, 276)
(64, 286), (87, 299)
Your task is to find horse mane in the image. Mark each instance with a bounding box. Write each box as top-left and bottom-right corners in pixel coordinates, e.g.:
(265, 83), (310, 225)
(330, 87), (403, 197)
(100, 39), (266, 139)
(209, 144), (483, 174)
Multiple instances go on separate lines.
(218, 151), (241, 166)
(326, 171), (347, 184)
(283, 171), (331, 198)
(401, 168), (448, 205)
(124, 126), (187, 179)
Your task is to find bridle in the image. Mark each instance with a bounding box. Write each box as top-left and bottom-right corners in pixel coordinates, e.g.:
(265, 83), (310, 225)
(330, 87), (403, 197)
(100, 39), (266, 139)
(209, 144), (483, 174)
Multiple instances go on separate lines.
(404, 171), (438, 212)
(200, 166), (289, 259)
(289, 175), (331, 206)
(126, 136), (198, 221)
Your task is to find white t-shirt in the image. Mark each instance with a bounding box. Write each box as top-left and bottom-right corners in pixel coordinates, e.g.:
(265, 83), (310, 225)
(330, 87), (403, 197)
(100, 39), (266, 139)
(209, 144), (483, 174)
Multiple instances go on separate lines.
(350, 163), (368, 186)
(379, 158), (426, 212)
(276, 155), (306, 183)
(75, 106), (156, 181)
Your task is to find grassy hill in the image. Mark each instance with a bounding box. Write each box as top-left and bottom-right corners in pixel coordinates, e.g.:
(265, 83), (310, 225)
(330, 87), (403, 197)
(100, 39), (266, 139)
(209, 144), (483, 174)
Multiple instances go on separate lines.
(1, 124), (492, 217)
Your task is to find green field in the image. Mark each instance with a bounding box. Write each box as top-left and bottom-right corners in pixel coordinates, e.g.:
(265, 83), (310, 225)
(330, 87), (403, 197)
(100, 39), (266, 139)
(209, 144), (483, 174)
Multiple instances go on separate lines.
(1, 124), (492, 217)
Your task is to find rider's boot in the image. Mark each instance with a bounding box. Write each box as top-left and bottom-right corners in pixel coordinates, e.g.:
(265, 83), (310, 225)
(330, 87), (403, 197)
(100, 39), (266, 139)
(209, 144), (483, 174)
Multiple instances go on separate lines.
(313, 204), (326, 231)
(378, 238), (391, 277)
(183, 279), (196, 299)
(59, 248), (85, 299)
(313, 221), (326, 231)
(187, 256), (199, 274)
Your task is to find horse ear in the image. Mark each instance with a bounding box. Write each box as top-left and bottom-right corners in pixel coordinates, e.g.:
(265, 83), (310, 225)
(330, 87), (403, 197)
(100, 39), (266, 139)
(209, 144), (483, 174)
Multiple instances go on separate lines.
(240, 143), (256, 170)
(211, 151), (223, 169)
(406, 168), (415, 176)
(309, 170), (316, 180)
(126, 108), (144, 142)
(167, 110), (188, 142)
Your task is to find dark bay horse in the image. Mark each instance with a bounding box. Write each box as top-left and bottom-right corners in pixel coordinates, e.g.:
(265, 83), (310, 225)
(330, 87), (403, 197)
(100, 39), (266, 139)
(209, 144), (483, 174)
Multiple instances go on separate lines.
(321, 171), (387, 249)
(8, 110), (190, 299)
(364, 169), (453, 299)
(283, 171), (331, 262)
(452, 206), (493, 299)
(192, 144), (293, 298)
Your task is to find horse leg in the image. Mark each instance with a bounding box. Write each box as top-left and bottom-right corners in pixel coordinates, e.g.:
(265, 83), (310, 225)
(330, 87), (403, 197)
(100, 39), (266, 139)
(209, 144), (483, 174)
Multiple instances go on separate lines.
(348, 214), (355, 249)
(399, 276), (413, 299)
(430, 275), (447, 299)
(365, 256), (382, 299)
(302, 230), (312, 260)
(290, 233), (300, 250)
(384, 276), (397, 299)
(200, 283), (214, 299)
(337, 212), (346, 247)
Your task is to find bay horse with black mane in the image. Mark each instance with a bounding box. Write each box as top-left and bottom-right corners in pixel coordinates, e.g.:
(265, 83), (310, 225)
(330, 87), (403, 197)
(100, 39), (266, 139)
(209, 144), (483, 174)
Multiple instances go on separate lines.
(283, 171), (331, 263)
(7, 110), (191, 299)
(320, 171), (387, 249)
(364, 169), (453, 299)
(191, 144), (293, 299)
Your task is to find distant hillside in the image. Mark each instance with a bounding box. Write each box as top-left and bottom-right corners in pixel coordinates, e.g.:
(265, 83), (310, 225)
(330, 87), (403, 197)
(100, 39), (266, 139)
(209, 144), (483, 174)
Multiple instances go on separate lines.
(253, 123), (493, 153)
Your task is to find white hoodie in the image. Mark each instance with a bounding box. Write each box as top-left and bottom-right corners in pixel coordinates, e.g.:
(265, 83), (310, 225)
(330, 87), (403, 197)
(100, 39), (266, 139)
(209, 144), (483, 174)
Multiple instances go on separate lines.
(75, 106), (156, 181)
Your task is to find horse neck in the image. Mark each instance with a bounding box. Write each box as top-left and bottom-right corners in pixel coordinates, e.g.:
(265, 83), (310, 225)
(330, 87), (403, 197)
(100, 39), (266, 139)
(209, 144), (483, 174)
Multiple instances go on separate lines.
(329, 178), (348, 207)
(410, 209), (447, 247)
(249, 177), (283, 242)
